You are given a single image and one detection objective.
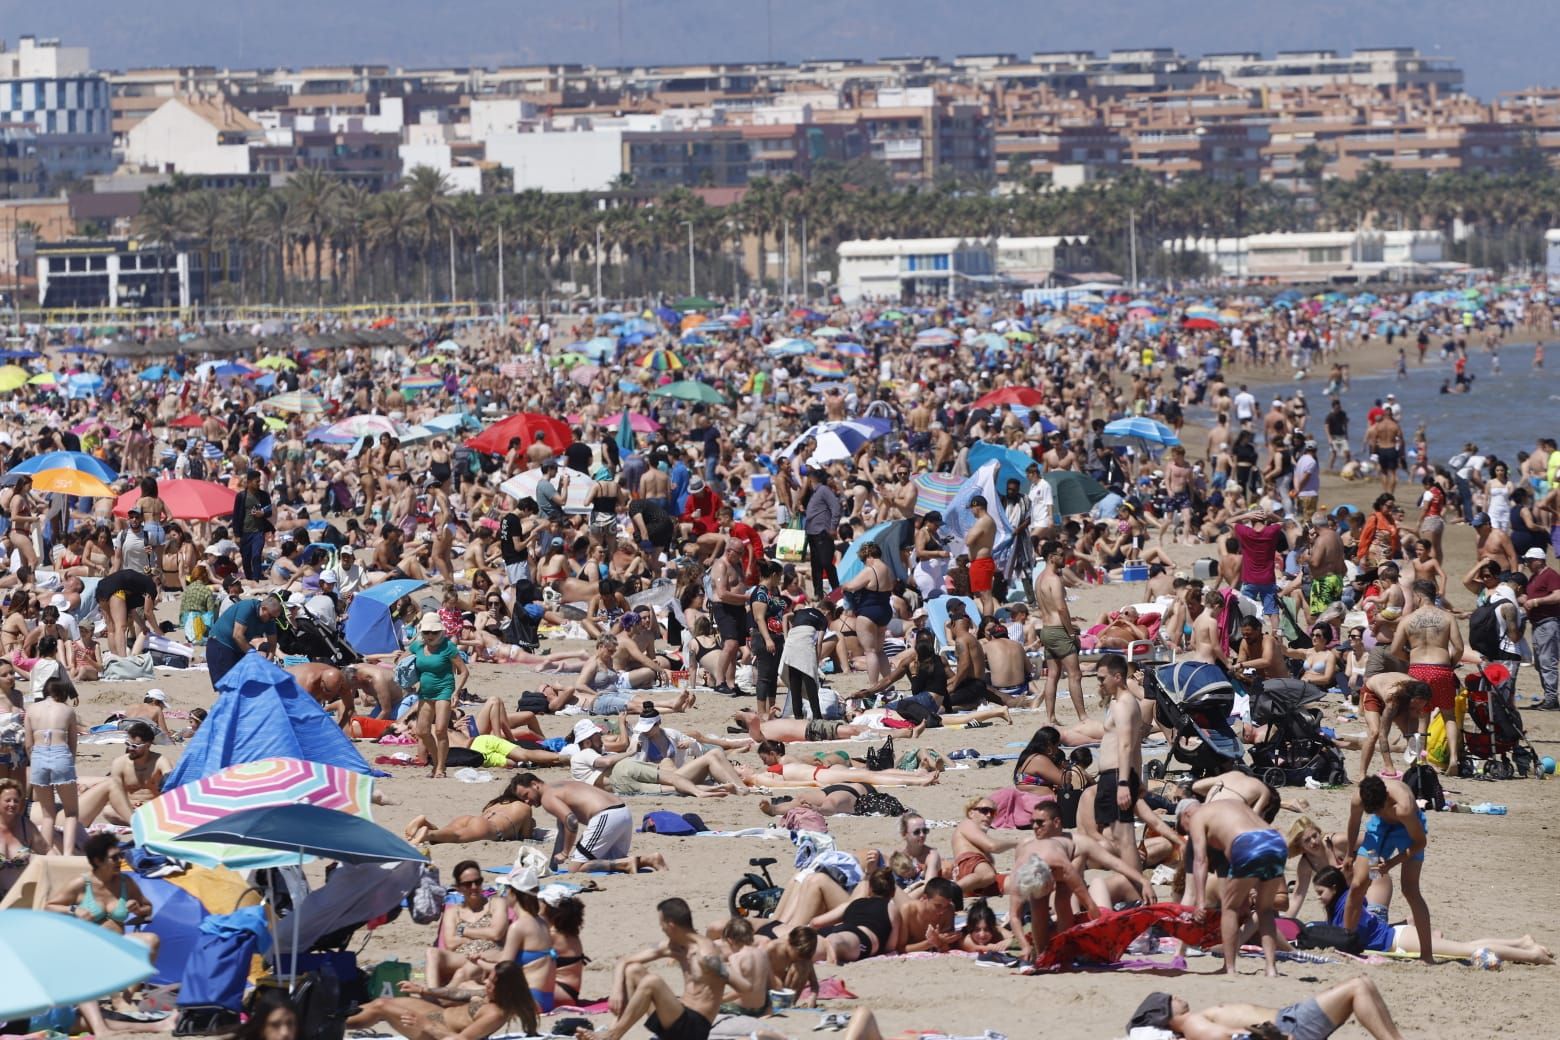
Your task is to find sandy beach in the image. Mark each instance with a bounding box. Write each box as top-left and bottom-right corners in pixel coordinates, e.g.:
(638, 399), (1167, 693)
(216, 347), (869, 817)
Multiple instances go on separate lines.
(65, 327), (1560, 1040)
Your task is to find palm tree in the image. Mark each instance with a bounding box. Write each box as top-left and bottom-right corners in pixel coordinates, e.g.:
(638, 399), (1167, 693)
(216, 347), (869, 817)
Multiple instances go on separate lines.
(258, 192), (295, 305)
(284, 168), (341, 302)
(402, 166), (453, 300)
(181, 190), (224, 308)
(221, 189), (267, 305)
(132, 193), (185, 310)
(367, 191), (416, 302)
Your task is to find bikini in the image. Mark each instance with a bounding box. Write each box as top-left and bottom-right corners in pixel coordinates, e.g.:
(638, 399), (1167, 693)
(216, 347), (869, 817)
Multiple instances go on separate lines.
(830, 895), (892, 957)
(517, 946), (558, 1012)
(80, 875), (131, 925)
(554, 953), (588, 1003)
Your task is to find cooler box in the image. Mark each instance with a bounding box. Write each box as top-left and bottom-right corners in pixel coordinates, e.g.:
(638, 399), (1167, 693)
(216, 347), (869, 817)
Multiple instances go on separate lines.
(1122, 564), (1150, 583)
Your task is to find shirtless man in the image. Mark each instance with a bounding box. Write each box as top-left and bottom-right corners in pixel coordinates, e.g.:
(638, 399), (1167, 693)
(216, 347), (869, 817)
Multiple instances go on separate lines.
(124, 690), (176, 743)
(1364, 410), (1405, 495)
(1177, 797), (1287, 977)
(1408, 539), (1447, 601)
(1094, 653), (1149, 876)
(1008, 802), (1115, 961)
(1093, 606), (1149, 650)
(1356, 673), (1430, 779)
(514, 774), (662, 875)
(965, 495), (997, 618)
(1388, 579), (1463, 775)
(1035, 540), (1088, 724)
(1131, 976), (1406, 1040)
(1188, 589), (1226, 664)
(1164, 446), (1195, 542)
(950, 795), (1022, 897)
(1307, 512), (1347, 618)
(708, 541), (748, 694)
(944, 604), (989, 711)
(1470, 513), (1518, 574)
(734, 709), (865, 744)
(980, 618), (1032, 706)
(584, 897), (737, 1040)
(885, 459), (918, 521)
(288, 661), (360, 727)
(1344, 775), (1433, 965)
(77, 722), (168, 826)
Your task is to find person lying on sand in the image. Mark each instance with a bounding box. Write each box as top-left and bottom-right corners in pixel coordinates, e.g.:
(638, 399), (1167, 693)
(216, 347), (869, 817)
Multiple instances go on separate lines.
(1128, 975), (1406, 1040)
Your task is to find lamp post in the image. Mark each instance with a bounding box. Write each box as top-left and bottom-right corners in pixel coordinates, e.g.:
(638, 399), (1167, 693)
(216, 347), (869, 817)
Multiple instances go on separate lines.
(682, 220), (695, 297)
(595, 223), (604, 312)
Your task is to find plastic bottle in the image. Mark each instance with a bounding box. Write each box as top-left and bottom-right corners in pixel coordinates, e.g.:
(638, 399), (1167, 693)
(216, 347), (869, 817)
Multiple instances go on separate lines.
(1468, 803), (1508, 815)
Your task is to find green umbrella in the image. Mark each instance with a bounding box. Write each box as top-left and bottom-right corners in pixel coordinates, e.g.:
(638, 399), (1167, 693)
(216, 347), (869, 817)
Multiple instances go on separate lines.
(1043, 470), (1108, 518)
(673, 296), (717, 312)
(650, 380), (726, 405)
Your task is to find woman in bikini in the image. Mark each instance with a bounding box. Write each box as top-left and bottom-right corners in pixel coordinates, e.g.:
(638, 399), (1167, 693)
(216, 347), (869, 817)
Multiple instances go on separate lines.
(809, 868), (901, 964)
(345, 960), (539, 1040)
(6, 475), (37, 568)
(426, 859), (511, 987)
(1283, 621), (1340, 689)
(542, 894), (589, 1007)
(136, 477), (168, 547)
(45, 833), (158, 966)
(403, 775), (537, 846)
(0, 777), (46, 899)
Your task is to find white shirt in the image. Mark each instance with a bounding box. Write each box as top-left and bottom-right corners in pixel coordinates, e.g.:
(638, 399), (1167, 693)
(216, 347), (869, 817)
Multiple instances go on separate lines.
(304, 593), (339, 629)
(1234, 391), (1257, 420)
(564, 744), (606, 785)
(327, 562), (364, 597)
(1028, 479), (1055, 530)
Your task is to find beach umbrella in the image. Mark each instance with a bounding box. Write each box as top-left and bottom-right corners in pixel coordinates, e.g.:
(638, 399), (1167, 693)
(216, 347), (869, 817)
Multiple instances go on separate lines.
(598, 411), (660, 433)
(974, 332), (1008, 353)
(1102, 416), (1180, 453)
(423, 412), (480, 433)
(1181, 317), (1220, 331)
(781, 419), (890, 466)
(328, 414), (399, 440)
(968, 441), (1037, 491)
(1036, 903), (1219, 969)
(135, 757), (378, 870)
(914, 328), (957, 348)
(210, 362), (259, 380)
(813, 327), (847, 339)
(400, 374), (443, 395)
(549, 351), (591, 369)
(973, 386), (1045, 409)
(11, 450), (119, 482)
(253, 434), (277, 460)
(913, 472), (964, 516)
(1004, 329), (1037, 343)
(638, 348), (684, 372)
(833, 341), (869, 358)
(115, 479), (236, 521)
(137, 365), (167, 381)
(804, 356), (846, 379)
(0, 366), (29, 392)
(679, 332), (709, 347)
(578, 337), (617, 362)
(650, 380), (726, 406)
(255, 355), (296, 370)
(568, 362), (601, 387)
(27, 468), (115, 498)
(0, 349), (39, 360)
(837, 519), (914, 585)
(0, 910), (155, 1019)
(343, 578), (428, 654)
(765, 338), (815, 357)
(260, 390), (325, 415)
(496, 469), (592, 513)
(305, 425), (354, 444)
(614, 410), (635, 456)
(1043, 470), (1108, 517)
(467, 412), (572, 456)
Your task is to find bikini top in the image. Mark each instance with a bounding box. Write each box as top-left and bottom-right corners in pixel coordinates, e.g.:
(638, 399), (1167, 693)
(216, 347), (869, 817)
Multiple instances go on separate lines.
(516, 946), (557, 966)
(0, 821), (33, 870)
(80, 874), (130, 925)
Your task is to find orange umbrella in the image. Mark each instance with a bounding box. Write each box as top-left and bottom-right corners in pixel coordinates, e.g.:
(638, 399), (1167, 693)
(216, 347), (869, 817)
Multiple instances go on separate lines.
(114, 479), (236, 521)
(28, 468), (115, 498)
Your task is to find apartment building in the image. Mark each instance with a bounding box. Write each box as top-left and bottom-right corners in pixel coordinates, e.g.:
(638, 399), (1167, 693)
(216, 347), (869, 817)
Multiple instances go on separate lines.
(0, 36), (113, 189)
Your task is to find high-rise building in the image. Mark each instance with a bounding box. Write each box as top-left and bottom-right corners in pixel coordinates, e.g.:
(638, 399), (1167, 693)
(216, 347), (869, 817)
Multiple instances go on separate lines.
(0, 36), (113, 191)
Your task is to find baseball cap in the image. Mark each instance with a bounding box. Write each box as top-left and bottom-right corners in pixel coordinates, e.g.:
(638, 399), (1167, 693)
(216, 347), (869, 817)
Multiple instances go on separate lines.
(418, 611), (444, 633)
(145, 689), (167, 704)
(1128, 993), (1174, 1032)
(571, 719), (603, 744)
(1472, 512), (1491, 527)
(503, 867), (541, 894)
(320, 571), (338, 584)
(1524, 547), (1547, 561)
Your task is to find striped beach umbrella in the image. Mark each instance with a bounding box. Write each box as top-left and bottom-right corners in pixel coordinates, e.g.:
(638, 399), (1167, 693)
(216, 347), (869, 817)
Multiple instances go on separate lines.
(11, 450), (119, 482)
(913, 472), (965, 516)
(638, 348), (684, 372)
(259, 390), (325, 415)
(803, 356), (845, 379)
(133, 757), (377, 869)
(401, 374), (444, 394)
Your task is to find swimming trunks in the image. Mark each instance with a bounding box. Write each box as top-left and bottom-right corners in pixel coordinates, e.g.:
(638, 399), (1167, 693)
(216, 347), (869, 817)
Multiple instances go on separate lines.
(968, 556), (996, 594)
(648, 1005), (713, 1040)
(1094, 768), (1141, 827)
(1223, 828), (1288, 880)
(1039, 625), (1079, 661)
(804, 718), (842, 741)
(470, 734), (518, 769)
(1407, 662), (1458, 714)
(952, 851), (1004, 896)
(1358, 810), (1427, 864)
(1308, 573), (1344, 615)
(570, 803), (632, 863)
(1273, 997), (1340, 1040)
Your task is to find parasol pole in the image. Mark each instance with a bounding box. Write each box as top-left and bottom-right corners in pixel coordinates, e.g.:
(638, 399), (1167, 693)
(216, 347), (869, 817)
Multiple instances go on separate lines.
(289, 847), (304, 994)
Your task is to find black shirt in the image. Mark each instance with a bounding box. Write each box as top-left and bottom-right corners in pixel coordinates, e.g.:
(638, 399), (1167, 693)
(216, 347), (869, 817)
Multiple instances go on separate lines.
(498, 513), (526, 565)
(96, 569), (159, 605)
(564, 441), (593, 474)
(1324, 409), (1349, 438)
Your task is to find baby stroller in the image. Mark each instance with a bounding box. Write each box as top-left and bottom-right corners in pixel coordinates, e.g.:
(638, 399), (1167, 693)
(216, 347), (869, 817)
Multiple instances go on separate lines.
(1460, 666), (1540, 779)
(277, 606), (361, 668)
(1248, 678), (1350, 787)
(1142, 660), (1245, 779)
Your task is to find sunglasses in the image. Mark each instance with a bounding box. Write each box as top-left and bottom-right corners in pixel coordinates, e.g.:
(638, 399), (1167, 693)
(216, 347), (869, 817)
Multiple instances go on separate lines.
(909, 827), (929, 836)
(973, 806), (995, 816)
(456, 878), (483, 888)
(125, 741), (149, 750)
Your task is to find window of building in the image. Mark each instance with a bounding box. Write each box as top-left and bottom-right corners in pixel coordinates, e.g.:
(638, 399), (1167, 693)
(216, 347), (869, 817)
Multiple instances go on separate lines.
(1306, 247), (1345, 264)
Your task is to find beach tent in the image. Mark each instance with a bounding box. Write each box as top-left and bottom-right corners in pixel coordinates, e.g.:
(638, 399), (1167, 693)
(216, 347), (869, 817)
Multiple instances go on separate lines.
(163, 654), (374, 792)
(133, 866), (261, 985)
(343, 578), (428, 655)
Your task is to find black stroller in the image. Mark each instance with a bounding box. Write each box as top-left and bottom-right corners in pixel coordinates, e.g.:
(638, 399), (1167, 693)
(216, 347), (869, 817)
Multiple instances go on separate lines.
(1248, 678), (1350, 787)
(1142, 660), (1246, 779)
(277, 606), (361, 668)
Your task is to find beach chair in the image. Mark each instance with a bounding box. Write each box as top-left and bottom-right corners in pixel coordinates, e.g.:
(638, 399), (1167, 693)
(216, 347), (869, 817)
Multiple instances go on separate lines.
(924, 596), (981, 654)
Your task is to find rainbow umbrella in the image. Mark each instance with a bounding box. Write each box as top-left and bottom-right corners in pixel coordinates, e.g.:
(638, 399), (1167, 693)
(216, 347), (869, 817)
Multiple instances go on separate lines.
(401, 374), (444, 394)
(0, 366), (28, 392)
(133, 757), (377, 870)
(804, 356), (846, 379)
(27, 468), (115, 498)
(259, 390), (324, 415)
(913, 472), (965, 516)
(638, 348), (684, 372)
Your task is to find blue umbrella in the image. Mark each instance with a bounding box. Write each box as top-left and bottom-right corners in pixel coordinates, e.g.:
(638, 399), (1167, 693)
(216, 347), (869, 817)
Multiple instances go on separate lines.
(0, 909), (155, 1019)
(138, 365), (167, 381)
(60, 345), (102, 355)
(968, 441), (1036, 491)
(252, 434), (276, 461)
(0, 349), (40, 360)
(654, 306), (680, 326)
(837, 519), (914, 585)
(1102, 417), (1180, 452)
(65, 373), (104, 399)
(211, 363), (253, 379)
(343, 578), (428, 655)
(834, 341), (868, 358)
(11, 450), (119, 482)
(765, 338), (815, 357)
(580, 337), (617, 362)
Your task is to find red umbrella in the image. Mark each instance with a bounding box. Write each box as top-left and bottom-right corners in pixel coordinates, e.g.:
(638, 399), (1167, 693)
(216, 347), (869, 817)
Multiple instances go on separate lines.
(973, 386), (1046, 409)
(114, 479), (237, 521)
(169, 414), (205, 429)
(1181, 317), (1220, 331)
(466, 413), (573, 456)
(1036, 904), (1219, 970)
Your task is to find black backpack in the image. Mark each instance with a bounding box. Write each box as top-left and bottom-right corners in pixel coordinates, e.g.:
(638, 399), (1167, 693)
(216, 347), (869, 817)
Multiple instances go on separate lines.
(1468, 601), (1519, 661)
(185, 451), (206, 482)
(1404, 762), (1447, 812)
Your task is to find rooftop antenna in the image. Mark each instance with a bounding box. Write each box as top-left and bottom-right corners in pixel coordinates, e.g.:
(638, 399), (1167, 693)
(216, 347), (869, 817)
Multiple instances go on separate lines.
(617, 0), (625, 70)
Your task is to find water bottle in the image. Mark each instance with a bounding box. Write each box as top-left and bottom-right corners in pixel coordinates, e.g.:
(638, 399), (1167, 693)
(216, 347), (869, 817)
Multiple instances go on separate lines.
(1469, 803), (1508, 815)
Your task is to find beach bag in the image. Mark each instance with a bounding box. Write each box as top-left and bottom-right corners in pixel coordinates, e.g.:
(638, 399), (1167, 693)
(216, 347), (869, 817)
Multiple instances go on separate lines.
(1424, 712), (1450, 770)
(854, 790), (907, 817)
(394, 654), (418, 693)
(1404, 762), (1446, 812)
(1295, 922), (1365, 955)
(639, 810), (709, 836)
(408, 865), (446, 925)
(101, 652), (155, 681)
(775, 523), (808, 563)
(864, 736), (895, 771)
(292, 970), (348, 1040)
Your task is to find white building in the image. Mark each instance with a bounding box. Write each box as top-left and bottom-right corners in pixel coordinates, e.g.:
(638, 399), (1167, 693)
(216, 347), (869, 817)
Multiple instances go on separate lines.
(397, 141), (481, 194)
(837, 237), (996, 303)
(1547, 229), (1560, 281)
(123, 96), (261, 175)
(993, 235), (1092, 285)
(485, 130), (625, 193)
(1161, 230), (1445, 282)
(0, 36), (112, 185)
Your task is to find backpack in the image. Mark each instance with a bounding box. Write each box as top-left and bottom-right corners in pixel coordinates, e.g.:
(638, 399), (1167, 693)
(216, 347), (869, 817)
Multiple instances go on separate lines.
(1468, 601), (1520, 661)
(1403, 762), (1447, 812)
(408, 864), (447, 925)
(185, 451), (207, 482)
(1295, 922), (1365, 955)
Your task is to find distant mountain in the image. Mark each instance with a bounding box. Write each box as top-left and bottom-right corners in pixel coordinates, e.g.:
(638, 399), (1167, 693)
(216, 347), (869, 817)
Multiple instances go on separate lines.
(3, 0), (1545, 96)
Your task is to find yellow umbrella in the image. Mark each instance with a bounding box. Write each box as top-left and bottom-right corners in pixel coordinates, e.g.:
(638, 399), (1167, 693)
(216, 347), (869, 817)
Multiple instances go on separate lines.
(262, 416), (287, 431)
(27, 372), (57, 386)
(28, 467), (115, 497)
(0, 366), (29, 392)
(255, 355), (297, 370)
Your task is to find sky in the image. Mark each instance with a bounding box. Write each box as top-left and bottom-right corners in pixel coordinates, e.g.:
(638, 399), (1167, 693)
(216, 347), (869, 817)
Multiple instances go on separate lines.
(0, 0), (1547, 98)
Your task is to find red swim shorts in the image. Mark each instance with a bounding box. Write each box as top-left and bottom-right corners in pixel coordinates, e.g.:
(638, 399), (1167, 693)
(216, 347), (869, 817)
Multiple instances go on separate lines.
(969, 556), (996, 594)
(1408, 662), (1458, 714)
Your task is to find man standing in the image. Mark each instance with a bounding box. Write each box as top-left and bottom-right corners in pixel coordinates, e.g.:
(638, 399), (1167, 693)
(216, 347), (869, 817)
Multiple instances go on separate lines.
(585, 897), (738, 1040)
(1232, 509), (1283, 628)
(1095, 653), (1148, 876)
(1521, 548), (1560, 710)
(1178, 798), (1287, 977)
(1364, 406), (1405, 495)
(231, 470), (273, 582)
(207, 593), (282, 686)
(801, 467), (841, 598)
(534, 458), (568, 532)
(1034, 540), (1088, 724)
(965, 494), (997, 618)
(1307, 511), (1347, 618)
(1324, 398), (1352, 472)
(1292, 441), (1321, 518)
(1025, 462), (1054, 544)
(708, 540), (748, 695)
(1232, 383), (1257, 430)
(1345, 775), (1432, 965)
(1389, 578), (1463, 775)
(1448, 442), (1486, 525)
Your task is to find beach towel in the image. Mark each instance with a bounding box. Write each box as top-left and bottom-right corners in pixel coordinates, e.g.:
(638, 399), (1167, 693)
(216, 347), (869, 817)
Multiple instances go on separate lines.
(1033, 904), (1219, 970)
(989, 786), (1048, 830)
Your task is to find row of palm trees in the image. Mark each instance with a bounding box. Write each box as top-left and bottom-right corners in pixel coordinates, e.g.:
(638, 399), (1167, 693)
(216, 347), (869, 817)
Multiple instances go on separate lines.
(129, 160), (1560, 307)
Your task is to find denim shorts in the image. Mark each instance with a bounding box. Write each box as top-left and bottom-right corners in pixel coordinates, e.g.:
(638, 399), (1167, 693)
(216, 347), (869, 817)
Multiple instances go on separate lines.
(591, 690), (633, 715)
(28, 743), (76, 787)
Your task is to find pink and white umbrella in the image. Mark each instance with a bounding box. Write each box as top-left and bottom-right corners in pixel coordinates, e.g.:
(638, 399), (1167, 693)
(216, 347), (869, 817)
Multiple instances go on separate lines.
(597, 411), (660, 433)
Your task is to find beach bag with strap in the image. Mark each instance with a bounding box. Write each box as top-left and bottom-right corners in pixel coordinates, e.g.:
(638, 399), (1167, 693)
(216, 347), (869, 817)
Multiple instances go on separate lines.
(854, 790), (907, 817)
(1404, 762), (1447, 812)
(776, 522), (808, 563)
(1468, 600), (1521, 661)
(864, 736), (895, 771)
